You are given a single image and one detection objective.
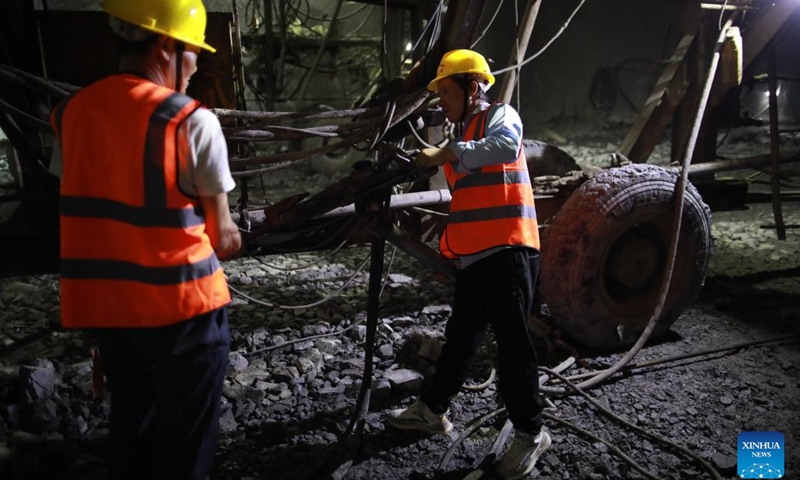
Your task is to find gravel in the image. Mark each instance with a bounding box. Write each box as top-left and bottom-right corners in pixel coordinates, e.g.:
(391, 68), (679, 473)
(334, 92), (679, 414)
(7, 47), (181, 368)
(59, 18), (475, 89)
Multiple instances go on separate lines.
(0, 125), (799, 480)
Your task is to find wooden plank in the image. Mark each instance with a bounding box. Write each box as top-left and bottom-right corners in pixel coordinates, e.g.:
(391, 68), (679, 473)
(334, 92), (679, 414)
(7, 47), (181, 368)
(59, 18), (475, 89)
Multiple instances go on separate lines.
(618, 33), (696, 161)
(619, 0), (800, 164)
(671, 17), (718, 166)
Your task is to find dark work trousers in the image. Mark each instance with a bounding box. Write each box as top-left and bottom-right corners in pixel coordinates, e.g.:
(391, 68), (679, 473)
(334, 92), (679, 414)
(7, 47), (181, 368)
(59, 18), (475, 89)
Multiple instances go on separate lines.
(421, 248), (545, 434)
(95, 307), (230, 480)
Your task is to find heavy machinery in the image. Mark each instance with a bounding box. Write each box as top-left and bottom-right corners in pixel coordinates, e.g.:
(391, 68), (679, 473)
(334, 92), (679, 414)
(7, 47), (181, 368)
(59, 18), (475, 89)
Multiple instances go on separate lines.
(1, 0), (797, 351)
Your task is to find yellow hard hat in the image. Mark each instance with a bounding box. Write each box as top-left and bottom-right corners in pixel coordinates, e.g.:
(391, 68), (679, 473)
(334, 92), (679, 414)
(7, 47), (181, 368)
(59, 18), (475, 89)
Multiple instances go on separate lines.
(427, 49), (495, 92)
(103, 0), (216, 53)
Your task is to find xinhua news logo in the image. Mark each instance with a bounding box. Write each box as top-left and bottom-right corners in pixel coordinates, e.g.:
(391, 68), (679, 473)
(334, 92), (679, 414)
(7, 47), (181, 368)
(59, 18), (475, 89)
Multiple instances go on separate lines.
(738, 431), (784, 478)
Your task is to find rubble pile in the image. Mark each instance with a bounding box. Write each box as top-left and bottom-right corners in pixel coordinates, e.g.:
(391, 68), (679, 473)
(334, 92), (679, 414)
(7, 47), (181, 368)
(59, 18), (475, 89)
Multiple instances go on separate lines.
(1, 128), (799, 479)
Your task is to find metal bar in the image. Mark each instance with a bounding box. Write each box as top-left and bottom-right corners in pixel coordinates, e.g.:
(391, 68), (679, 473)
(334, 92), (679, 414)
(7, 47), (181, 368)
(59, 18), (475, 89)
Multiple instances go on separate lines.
(263, 0), (276, 111)
(341, 234), (384, 434)
(667, 150), (800, 176)
(329, 191), (391, 480)
(369, 222), (457, 281)
(754, 74), (800, 85)
(761, 224), (800, 229)
(319, 189), (450, 218)
(230, 0), (247, 111)
(746, 192), (800, 203)
(234, 189), (451, 225)
(768, 51), (786, 240)
(701, 4), (755, 10)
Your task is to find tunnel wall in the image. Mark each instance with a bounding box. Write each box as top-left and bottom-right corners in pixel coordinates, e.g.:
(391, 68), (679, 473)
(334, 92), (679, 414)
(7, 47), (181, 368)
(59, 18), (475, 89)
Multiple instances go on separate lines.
(473, 0), (687, 129)
(473, 0), (800, 130)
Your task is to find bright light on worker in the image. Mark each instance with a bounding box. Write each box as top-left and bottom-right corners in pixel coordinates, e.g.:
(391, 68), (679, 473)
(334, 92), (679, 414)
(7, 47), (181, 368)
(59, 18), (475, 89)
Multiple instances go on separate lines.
(405, 42), (412, 51)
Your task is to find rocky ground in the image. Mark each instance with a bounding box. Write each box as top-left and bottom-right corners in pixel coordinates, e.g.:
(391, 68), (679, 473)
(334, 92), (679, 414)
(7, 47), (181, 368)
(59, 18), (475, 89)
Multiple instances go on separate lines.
(0, 125), (799, 480)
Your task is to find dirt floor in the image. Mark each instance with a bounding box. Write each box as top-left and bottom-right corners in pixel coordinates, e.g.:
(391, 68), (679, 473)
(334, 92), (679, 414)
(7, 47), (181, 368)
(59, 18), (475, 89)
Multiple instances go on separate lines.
(0, 125), (799, 480)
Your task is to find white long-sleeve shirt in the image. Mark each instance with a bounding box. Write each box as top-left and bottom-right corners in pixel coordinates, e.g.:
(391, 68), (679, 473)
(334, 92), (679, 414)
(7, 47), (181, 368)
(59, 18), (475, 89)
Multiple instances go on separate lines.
(448, 101), (523, 173)
(443, 101), (532, 269)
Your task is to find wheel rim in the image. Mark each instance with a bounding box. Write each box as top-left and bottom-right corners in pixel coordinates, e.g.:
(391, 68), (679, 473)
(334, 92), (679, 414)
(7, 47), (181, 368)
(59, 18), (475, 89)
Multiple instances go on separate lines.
(599, 210), (669, 319)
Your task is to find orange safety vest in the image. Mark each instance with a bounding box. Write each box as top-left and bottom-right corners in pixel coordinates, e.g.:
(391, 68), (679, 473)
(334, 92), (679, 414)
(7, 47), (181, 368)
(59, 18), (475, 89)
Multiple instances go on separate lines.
(440, 104), (540, 259)
(51, 74), (231, 329)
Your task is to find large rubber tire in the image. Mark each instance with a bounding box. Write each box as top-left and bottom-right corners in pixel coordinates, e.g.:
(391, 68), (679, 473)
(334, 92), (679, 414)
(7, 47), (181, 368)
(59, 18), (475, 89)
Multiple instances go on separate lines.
(539, 164), (713, 351)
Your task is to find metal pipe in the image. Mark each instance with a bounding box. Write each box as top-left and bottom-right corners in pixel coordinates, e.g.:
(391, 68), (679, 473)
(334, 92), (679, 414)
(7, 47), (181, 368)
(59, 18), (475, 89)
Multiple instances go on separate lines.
(232, 189), (450, 226)
(371, 223), (457, 282)
(701, 4), (755, 10)
(318, 189), (450, 217)
(668, 150), (800, 176)
(262, 0), (276, 111)
(230, 0), (247, 111)
(768, 51), (786, 239)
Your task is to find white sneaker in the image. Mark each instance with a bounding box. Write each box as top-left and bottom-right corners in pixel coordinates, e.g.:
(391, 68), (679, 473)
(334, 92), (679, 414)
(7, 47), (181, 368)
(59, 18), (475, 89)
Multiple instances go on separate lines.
(494, 430), (551, 479)
(385, 399), (453, 435)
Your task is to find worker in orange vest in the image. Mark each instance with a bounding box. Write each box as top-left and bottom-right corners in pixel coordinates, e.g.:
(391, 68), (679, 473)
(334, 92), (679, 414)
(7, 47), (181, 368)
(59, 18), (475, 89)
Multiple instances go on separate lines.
(387, 49), (550, 480)
(50, 1), (240, 478)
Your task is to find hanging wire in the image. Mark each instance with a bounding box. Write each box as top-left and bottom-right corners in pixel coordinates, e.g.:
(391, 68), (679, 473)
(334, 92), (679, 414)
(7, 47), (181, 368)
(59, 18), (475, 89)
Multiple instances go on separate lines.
(492, 0), (588, 77)
(718, 0), (730, 31)
(406, 119), (436, 148)
(430, 4), (443, 52)
(347, 5), (377, 37)
(283, 0), (324, 37)
(305, 1), (370, 22)
(243, 0), (263, 33)
(471, 0), (506, 48)
(401, 0), (445, 65)
(377, 245), (397, 298)
(380, 0), (389, 79)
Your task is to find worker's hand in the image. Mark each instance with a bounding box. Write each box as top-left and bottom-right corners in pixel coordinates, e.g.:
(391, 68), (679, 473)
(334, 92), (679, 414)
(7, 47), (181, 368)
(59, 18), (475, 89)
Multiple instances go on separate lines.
(415, 147), (456, 168)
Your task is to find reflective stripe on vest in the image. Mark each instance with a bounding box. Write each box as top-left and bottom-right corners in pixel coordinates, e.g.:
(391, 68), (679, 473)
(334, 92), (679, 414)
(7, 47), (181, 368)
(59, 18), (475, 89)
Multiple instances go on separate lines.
(52, 74), (231, 328)
(439, 104), (540, 258)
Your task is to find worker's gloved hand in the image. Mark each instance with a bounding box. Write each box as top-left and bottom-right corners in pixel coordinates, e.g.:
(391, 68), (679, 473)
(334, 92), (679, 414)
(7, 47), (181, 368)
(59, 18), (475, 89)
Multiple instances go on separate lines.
(415, 147), (456, 168)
